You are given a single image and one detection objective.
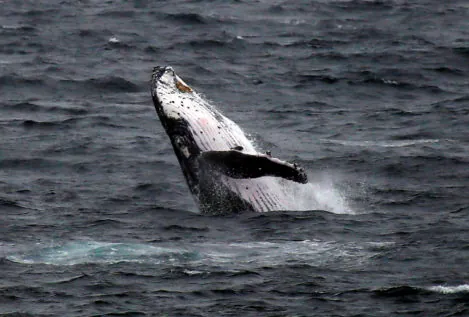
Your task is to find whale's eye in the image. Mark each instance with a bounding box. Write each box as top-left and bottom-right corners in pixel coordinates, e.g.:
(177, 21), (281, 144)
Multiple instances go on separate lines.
(175, 79), (192, 93)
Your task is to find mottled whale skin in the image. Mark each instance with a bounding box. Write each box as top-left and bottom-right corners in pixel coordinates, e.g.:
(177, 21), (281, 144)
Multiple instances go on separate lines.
(151, 66), (307, 214)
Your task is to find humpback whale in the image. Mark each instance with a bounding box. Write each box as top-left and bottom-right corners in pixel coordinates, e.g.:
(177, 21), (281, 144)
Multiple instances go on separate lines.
(151, 66), (308, 214)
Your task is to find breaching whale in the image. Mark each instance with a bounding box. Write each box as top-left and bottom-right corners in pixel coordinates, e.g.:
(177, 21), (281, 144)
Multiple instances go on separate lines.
(151, 66), (308, 214)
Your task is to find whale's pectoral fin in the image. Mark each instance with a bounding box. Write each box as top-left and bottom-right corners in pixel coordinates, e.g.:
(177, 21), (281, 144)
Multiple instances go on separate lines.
(199, 150), (308, 184)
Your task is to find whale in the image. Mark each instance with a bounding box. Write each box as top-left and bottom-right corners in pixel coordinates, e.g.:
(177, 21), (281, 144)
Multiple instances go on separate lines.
(151, 66), (308, 214)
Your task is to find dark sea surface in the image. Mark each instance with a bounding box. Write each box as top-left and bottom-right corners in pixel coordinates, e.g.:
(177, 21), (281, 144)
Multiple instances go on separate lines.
(1, 0), (469, 316)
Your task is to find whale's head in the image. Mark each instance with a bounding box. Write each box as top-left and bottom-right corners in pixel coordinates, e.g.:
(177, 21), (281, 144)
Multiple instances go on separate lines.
(151, 65), (253, 154)
(151, 66), (194, 125)
(151, 66), (204, 195)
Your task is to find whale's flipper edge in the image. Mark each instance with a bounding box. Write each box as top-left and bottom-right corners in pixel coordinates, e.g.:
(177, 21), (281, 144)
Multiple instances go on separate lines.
(199, 150), (308, 184)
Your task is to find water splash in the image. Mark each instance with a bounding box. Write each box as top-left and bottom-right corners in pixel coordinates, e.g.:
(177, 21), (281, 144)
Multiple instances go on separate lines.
(283, 172), (353, 214)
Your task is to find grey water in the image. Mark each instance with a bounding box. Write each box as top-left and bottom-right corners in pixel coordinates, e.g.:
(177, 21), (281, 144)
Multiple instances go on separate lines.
(1, 1), (469, 316)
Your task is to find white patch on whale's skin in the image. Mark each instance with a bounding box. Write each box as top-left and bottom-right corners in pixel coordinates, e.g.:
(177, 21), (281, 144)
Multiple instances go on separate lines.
(152, 67), (307, 213)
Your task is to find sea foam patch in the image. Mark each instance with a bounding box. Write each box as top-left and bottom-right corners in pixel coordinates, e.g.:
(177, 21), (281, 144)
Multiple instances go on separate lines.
(7, 239), (392, 270)
(7, 241), (197, 266)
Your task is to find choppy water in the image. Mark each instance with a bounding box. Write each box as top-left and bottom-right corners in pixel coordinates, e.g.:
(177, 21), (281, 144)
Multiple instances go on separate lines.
(1, 0), (469, 316)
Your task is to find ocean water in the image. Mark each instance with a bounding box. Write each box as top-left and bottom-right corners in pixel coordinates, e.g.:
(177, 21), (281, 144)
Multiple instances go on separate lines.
(1, 0), (469, 316)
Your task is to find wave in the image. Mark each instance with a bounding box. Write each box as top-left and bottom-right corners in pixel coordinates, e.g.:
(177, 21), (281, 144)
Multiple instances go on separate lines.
(289, 66), (447, 92)
(340, 68), (446, 92)
(428, 284), (469, 294)
(0, 157), (61, 170)
(290, 38), (349, 49)
(188, 39), (229, 48)
(5, 115), (121, 132)
(144, 45), (161, 54)
(260, 38), (348, 50)
(321, 139), (440, 148)
(453, 46), (469, 57)
(165, 13), (208, 25)
(373, 285), (430, 298)
(364, 107), (431, 119)
(96, 10), (135, 18)
(358, 77), (444, 93)
(22, 9), (60, 17)
(21, 118), (80, 129)
(0, 24), (37, 34)
(331, 0), (395, 10)
(1, 74), (140, 94)
(296, 74), (339, 84)
(169, 37), (244, 51)
(0, 74), (45, 87)
(0, 197), (28, 209)
(78, 29), (99, 38)
(431, 96), (469, 115)
(73, 76), (141, 93)
(3, 102), (42, 112)
(428, 66), (465, 76)
(14, 114), (127, 133)
(374, 284), (469, 297)
(163, 224), (209, 232)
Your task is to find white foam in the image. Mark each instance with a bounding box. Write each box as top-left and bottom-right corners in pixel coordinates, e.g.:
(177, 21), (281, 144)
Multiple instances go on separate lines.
(7, 241), (193, 266)
(192, 239), (380, 270)
(183, 269), (204, 276)
(428, 284), (469, 294)
(1, 24), (22, 30)
(108, 36), (120, 44)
